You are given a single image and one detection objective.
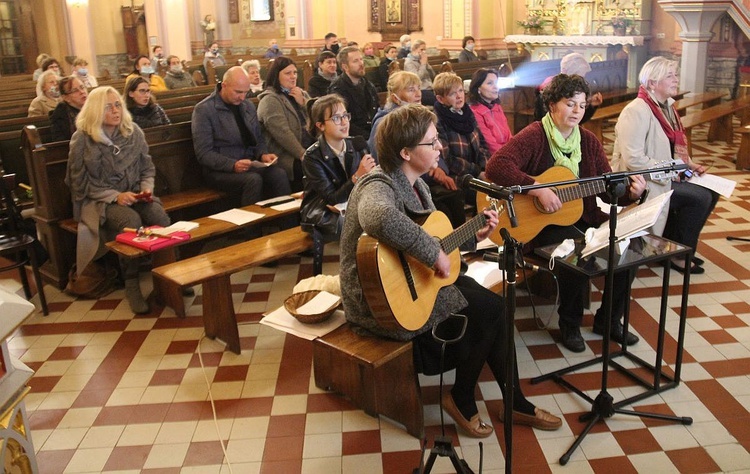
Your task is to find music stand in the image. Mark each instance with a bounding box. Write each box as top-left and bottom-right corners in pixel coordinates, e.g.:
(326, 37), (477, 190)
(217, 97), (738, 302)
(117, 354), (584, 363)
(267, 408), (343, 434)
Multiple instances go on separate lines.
(528, 171), (693, 465)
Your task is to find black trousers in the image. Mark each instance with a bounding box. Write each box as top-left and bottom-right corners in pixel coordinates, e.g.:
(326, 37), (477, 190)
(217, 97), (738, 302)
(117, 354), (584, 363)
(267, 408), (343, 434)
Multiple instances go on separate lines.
(533, 223), (633, 328)
(413, 276), (525, 418)
(663, 181), (719, 254)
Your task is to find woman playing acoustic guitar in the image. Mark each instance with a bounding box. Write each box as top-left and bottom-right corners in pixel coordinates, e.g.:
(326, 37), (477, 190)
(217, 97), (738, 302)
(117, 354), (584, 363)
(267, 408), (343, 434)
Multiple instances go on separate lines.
(486, 74), (647, 353)
(339, 104), (562, 438)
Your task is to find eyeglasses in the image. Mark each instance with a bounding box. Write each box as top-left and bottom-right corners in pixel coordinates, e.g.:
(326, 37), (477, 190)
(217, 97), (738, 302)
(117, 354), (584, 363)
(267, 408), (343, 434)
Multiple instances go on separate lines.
(326, 113), (351, 125)
(63, 86), (87, 95)
(416, 137), (442, 150)
(135, 88), (151, 94)
(105, 102), (123, 111)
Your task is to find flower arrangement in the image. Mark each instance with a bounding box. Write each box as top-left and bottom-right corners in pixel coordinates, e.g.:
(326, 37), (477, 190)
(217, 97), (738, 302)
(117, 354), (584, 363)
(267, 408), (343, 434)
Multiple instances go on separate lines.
(610, 17), (633, 30)
(517, 16), (547, 29)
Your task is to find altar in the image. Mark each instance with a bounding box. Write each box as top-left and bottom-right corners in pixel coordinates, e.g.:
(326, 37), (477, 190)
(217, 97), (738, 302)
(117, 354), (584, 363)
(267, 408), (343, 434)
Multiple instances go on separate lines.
(504, 34), (649, 88)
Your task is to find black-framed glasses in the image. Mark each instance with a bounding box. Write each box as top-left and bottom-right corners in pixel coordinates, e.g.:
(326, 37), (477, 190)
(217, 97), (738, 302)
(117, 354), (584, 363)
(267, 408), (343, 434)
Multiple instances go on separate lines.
(416, 137), (442, 150)
(326, 113), (351, 125)
(63, 85), (87, 95)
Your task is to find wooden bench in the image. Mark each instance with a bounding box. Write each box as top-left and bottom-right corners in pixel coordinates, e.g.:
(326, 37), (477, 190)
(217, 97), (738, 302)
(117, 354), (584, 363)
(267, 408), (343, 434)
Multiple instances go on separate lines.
(152, 226), (320, 354)
(681, 95), (750, 155)
(21, 122), (230, 288)
(312, 323), (424, 438)
(581, 90), (706, 142)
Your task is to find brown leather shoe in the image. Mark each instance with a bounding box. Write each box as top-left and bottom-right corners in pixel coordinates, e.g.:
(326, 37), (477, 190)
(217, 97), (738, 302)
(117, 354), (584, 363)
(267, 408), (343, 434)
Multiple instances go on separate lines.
(441, 392), (494, 438)
(497, 401), (562, 431)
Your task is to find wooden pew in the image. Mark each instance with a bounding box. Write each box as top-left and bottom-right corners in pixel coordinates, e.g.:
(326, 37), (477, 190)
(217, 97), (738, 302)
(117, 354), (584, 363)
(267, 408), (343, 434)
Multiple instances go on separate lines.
(681, 95), (750, 155)
(152, 226), (320, 354)
(22, 122), (230, 288)
(580, 90), (706, 142)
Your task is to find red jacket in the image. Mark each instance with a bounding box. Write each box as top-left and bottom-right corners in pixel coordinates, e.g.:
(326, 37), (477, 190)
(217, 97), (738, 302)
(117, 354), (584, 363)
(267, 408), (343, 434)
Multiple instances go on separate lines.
(470, 101), (511, 155)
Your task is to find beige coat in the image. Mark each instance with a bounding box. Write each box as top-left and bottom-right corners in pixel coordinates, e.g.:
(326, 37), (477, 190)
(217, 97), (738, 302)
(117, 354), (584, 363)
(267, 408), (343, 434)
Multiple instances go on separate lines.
(611, 97), (673, 235)
(28, 95), (59, 117)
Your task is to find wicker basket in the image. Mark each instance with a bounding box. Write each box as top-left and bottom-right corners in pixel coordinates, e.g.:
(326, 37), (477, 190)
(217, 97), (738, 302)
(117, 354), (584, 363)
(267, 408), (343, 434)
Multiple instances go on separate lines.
(284, 290), (340, 324)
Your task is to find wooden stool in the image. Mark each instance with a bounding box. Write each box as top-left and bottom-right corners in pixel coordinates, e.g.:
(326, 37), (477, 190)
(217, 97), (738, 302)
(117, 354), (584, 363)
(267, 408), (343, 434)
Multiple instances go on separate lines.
(312, 323), (424, 438)
(737, 125), (750, 170)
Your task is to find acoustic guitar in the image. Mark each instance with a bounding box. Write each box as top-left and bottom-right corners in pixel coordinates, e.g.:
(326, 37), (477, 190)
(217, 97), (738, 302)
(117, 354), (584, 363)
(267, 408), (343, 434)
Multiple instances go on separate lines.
(356, 208), (493, 332)
(476, 161), (685, 245)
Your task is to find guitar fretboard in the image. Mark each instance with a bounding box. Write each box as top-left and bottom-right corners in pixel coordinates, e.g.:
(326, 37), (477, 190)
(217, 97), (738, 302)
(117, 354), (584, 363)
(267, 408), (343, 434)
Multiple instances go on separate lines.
(555, 180), (606, 203)
(440, 212), (488, 253)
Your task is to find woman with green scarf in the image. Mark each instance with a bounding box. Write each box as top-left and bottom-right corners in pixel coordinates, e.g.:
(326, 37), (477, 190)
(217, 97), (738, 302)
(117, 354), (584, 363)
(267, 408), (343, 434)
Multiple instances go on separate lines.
(486, 74), (647, 354)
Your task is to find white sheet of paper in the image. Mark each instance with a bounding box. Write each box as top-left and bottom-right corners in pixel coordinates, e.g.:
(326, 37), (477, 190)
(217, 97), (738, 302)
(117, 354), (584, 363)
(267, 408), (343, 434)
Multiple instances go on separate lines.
(465, 260), (504, 288)
(581, 190), (673, 258)
(161, 221), (199, 234)
(256, 195), (293, 206)
(250, 156), (278, 168)
(476, 238), (499, 251)
(208, 209), (265, 226)
(688, 173), (736, 199)
(271, 199), (302, 211)
(295, 291), (341, 315)
(260, 306), (346, 340)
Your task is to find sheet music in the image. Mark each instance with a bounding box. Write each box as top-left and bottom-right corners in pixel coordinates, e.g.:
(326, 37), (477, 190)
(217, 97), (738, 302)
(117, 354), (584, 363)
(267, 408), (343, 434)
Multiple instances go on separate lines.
(581, 190), (673, 258)
(688, 173), (736, 199)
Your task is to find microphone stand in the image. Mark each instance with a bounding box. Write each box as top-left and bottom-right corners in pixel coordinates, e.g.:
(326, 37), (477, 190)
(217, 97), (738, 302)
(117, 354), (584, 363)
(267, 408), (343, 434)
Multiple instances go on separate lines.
(476, 184), (519, 474)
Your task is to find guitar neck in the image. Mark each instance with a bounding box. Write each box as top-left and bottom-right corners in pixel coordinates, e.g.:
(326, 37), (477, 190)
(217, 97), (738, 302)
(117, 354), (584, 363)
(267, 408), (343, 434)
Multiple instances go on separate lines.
(555, 180), (606, 204)
(440, 212), (487, 254)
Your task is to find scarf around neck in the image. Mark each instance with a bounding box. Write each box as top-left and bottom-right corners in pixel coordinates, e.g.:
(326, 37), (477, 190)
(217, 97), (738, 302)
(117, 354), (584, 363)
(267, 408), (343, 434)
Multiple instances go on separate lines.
(434, 101), (476, 135)
(637, 86), (689, 163)
(541, 113), (581, 177)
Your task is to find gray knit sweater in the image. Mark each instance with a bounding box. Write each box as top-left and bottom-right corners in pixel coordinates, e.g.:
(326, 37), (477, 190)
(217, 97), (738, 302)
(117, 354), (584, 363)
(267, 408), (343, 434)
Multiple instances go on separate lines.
(339, 166), (467, 341)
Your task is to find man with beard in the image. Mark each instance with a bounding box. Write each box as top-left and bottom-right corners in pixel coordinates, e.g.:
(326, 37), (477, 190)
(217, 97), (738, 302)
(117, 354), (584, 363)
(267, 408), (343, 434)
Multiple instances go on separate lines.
(328, 46), (379, 139)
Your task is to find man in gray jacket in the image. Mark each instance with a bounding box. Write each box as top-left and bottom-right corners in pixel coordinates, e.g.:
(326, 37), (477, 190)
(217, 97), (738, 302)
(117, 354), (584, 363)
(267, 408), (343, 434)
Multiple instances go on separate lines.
(192, 67), (291, 207)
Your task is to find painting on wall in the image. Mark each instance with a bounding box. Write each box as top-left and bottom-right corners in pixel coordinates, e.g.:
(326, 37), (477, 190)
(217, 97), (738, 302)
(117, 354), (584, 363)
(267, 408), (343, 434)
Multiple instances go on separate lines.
(386, 0), (402, 23)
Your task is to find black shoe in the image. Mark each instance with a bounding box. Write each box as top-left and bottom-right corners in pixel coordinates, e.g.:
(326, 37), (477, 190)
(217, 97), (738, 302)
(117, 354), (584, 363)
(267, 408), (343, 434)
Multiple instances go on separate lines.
(593, 319), (639, 346)
(559, 322), (585, 352)
(692, 256), (704, 266)
(670, 260), (705, 274)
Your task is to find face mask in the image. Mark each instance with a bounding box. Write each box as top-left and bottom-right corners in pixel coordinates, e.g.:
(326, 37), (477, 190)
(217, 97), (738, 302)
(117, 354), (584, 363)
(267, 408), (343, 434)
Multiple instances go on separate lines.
(140, 65), (154, 75)
(271, 44), (278, 50)
(330, 44), (340, 54)
(77, 68), (88, 76)
(211, 48), (219, 55)
(405, 41), (411, 49)
(48, 86), (60, 98)
(466, 44), (475, 51)
(170, 65), (183, 74)
(156, 53), (163, 58)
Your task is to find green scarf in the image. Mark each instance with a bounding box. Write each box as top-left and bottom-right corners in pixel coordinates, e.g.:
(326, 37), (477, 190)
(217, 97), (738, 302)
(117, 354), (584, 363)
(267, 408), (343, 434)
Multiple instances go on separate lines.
(541, 113), (582, 177)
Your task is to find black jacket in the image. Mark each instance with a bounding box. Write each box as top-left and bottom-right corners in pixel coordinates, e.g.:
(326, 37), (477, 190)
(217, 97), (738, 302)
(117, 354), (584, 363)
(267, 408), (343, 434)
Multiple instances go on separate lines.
(308, 73), (335, 98)
(49, 102), (81, 142)
(129, 103), (171, 129)
(300, 136), (366, 238)
(327, 74), (379, 139)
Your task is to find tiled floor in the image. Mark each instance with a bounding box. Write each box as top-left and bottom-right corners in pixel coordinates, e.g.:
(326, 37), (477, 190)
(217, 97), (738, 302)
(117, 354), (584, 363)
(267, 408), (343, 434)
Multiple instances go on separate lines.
(5, 121), (750, 473)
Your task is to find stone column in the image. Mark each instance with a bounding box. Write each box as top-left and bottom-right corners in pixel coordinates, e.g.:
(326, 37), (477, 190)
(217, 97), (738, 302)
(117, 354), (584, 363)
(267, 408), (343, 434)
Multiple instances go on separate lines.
(658, 3), (725, 93)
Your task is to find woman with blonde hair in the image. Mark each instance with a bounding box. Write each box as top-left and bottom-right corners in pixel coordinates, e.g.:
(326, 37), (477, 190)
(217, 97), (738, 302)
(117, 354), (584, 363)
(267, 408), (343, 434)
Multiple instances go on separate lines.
(362, 42), (379, 68)
(612, 56), (717, 274)
(72, 57), (98, 88)
(240, 59), (264, 97)
(28, 70), (60, 117)
(65, 86), (169, 313)
(369, 71), (465, 230)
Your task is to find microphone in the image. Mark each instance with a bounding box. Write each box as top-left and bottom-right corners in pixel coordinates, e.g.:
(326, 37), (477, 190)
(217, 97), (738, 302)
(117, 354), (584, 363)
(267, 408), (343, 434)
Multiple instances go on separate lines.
(461, 175), (519, 227)
(459, 175), (513, 199)
(351, 136), (369, 154)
